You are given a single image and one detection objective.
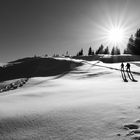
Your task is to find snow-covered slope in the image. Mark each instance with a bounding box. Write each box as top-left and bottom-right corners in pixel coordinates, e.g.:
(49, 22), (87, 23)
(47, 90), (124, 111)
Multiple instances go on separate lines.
(0, 58), (140, 140)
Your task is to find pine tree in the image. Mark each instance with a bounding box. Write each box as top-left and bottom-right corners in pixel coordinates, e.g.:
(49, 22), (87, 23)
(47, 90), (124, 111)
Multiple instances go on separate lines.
(95, 44), (104, 54)
(80, 49), (83, 56)
(111, 46), (120, 55)
(115, 46), (120, 55)
(77, 49), (84, 56)
(45, 54), (48, 57)
(111, 47), (115, 55)
(104, 46), (110, 54)
(126, 35), (135, 54)
(126, 29), (140, 55)
(134, 29), (140, 54)
(88, 46), (92, 55)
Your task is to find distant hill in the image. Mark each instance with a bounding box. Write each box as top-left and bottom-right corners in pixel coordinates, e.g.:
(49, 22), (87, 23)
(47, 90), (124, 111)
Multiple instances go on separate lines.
(0, 57), (82, 82)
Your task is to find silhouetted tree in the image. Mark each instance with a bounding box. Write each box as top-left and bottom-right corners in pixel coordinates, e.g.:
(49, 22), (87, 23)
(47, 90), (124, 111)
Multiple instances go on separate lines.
(80, 49), (83, 56)
(111, 47), (115, 55)
(88, 46), (92, 55)
(77, 49), (84, 56)
(111, 46), (120, 55)
(104, 46), (110, 54)
(45, 54), (48, 57)
(125, 29), (140, 55)
(95, 44), (104, 54)
(125, 34), (135, 54)
(132, 29), (140, 54)
(88, 46), (94, 55)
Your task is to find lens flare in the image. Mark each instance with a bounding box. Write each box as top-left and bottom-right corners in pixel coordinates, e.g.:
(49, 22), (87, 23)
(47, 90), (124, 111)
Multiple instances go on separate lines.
(107, 26), (125, 46)
(93, 4), (136, 51)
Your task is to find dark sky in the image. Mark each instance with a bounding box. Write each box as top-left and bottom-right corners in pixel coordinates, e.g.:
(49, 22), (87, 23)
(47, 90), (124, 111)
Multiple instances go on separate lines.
(0, 0), (140, 62)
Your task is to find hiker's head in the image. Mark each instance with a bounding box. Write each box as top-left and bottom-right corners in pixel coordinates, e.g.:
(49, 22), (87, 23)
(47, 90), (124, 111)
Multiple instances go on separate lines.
(126, 63), (130, 68)
(121, 63), (124, 67)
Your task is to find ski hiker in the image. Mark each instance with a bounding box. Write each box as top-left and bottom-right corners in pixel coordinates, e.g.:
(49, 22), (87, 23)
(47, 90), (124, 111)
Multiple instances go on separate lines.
(126, 63), (131, 72)
(121, 62), (124, 70)
(120, 62), (127, 81)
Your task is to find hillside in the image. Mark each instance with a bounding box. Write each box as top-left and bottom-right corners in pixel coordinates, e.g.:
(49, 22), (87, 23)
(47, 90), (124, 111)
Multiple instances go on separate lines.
(1, 55), (140, 83)
(0, 57), (82, 82)
(0, 56), (140, 139)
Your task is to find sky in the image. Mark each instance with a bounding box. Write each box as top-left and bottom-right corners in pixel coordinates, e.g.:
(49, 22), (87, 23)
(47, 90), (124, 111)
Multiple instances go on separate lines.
(1, 0), (140, 62)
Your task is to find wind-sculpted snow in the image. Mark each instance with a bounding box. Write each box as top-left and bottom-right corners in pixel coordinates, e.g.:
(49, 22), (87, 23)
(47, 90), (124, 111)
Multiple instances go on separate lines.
(0, 78), (28, 93)
(0, 58), (140, 140)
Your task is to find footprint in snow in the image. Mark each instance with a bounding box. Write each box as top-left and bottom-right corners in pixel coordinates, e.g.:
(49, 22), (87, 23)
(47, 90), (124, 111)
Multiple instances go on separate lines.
(123, 124), (139, 130)
(122, 120), (140, 139)
(131, 135), (140, 140)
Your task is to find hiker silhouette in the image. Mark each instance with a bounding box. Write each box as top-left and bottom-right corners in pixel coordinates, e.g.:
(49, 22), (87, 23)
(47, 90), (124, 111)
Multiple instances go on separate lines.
(125, 63), (137, 82)
(121, 62), (124, 70)
(120, 62), (138, 82)
(120, 62), (127, 81)
(126, 63), (131, 72)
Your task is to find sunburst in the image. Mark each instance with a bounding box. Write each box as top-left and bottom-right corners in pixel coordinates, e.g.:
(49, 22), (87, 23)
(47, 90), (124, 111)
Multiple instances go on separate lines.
(93, 6), (136, 50)
(106, 26), (126, 47)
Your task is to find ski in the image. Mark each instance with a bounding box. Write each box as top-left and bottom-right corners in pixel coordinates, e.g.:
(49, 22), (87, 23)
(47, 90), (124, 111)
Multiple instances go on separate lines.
(127, 71), (138, 82)
(124, 78), (128, 82)
(132, 79), (138, 82)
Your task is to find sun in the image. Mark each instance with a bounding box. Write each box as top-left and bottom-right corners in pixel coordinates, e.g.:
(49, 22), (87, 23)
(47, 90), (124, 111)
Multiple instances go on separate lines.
(97, 24), (130, 49)
(107, 27), (125, 46)
(94, 12), (133, 50)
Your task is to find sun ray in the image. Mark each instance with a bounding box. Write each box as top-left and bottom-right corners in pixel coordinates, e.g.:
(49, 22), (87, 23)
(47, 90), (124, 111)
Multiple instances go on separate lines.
(93, 12), (135, 50)
(91, 0), (140, 53)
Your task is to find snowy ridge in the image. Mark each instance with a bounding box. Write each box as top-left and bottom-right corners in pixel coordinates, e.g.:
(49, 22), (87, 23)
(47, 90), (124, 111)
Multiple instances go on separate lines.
(0, 57), (82, 82)
(0, 57), (140, 139)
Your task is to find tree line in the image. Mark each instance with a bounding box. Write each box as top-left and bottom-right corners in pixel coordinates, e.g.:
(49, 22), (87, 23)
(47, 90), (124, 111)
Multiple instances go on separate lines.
(124, 29), (140, 55)
(77, 28), (140, 56)
(76, 45), (120, 56)
(51, 28), (140, 57)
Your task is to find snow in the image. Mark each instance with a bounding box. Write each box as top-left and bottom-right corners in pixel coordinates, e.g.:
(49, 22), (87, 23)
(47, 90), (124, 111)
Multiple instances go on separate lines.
(0, 58), (140, 140)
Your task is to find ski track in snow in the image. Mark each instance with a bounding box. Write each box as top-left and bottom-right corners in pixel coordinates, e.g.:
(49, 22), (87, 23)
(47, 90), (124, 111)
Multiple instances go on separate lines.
(0, 60), (140, 140)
